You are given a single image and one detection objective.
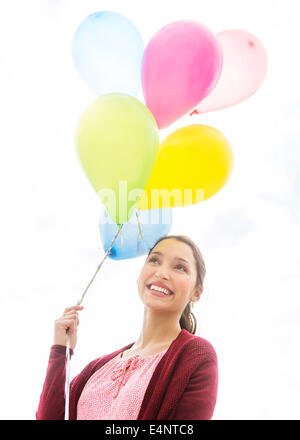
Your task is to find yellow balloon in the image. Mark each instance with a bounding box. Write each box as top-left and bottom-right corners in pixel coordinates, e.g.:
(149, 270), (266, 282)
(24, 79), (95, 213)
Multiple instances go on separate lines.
(136, 124), (233, 210)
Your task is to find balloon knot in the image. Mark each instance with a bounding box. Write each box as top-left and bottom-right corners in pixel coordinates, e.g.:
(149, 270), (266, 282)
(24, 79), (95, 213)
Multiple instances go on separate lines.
(189, 109), (199, 116)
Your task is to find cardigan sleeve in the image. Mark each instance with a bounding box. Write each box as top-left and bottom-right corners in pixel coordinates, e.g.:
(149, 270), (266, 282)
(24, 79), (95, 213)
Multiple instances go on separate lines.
(172, 351), (218, 420)
(36, 345), (73, 420)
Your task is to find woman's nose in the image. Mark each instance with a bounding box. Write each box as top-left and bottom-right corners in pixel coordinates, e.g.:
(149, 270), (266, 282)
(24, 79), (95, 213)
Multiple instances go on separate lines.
(155, 268), (170, 279)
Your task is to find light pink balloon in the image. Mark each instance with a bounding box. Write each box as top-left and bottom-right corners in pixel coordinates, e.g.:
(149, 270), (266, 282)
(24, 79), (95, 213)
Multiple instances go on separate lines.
(142, 20), (223, 129)
(191, 29), (268, 115)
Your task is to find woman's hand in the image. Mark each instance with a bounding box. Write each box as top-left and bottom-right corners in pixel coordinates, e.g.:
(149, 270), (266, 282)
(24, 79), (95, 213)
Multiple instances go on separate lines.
(54, 305), (84, 350)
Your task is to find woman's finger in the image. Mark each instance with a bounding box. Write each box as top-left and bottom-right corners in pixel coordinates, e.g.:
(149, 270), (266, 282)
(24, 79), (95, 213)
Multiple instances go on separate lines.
(63, 305), (84, 314)
(65, 320), (77, 332)
(62, 311), (79, 319)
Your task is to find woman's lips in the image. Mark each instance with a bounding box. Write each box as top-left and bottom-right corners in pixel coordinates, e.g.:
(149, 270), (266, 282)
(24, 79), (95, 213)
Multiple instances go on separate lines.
(146, 285), (174, 298)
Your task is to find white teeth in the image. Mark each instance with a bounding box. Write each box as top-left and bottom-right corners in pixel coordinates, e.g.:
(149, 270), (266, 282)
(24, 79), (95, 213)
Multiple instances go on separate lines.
(150, 285), (172, 295)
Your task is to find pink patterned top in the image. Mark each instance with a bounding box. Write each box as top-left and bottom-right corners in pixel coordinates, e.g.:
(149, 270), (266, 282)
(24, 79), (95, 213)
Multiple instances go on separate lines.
(76, 348), (168, 420)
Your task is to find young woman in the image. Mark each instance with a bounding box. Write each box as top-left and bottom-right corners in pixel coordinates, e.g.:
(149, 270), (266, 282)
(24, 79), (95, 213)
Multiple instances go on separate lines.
(36, 235), (218, 420)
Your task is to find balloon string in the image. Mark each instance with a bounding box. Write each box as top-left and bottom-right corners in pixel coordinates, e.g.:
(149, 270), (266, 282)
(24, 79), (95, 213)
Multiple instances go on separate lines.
(136, 211), (144, 241)
(119, 224), (124, 249)
(64, 340), (71, 420)
(64, 222), (124, 420)
(76, 223), (124, 306)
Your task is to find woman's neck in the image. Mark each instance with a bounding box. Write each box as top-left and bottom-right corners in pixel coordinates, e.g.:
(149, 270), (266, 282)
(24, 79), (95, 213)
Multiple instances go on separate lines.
(132, 326), (182, 352)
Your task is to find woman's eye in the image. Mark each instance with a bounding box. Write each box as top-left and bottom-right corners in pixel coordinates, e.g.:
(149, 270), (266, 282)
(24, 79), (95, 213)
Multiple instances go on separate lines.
(147, 258), (187, 272)
(175, 264), (187, 272)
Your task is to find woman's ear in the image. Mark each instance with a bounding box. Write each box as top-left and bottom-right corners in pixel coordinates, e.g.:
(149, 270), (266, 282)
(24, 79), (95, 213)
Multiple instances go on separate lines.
(192, 286), (202, 303)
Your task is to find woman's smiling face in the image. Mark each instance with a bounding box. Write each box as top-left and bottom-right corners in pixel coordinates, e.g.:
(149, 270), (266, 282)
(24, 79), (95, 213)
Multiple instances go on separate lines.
(137, 238), (202, 312)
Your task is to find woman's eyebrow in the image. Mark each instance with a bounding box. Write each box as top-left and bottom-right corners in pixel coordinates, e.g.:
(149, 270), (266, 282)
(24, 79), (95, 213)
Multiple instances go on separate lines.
(150, 251), (190, 265)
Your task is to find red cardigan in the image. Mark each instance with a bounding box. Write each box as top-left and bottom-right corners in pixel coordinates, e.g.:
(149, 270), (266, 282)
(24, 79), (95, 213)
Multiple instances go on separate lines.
(36, 329), (218, 420)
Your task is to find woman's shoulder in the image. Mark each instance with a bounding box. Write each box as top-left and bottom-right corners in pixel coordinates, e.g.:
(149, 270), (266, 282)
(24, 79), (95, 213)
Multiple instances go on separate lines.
(179, 329), (218, 361)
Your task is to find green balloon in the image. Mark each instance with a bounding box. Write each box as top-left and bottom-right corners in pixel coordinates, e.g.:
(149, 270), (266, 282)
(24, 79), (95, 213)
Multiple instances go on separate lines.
(76, 94), (159, 225)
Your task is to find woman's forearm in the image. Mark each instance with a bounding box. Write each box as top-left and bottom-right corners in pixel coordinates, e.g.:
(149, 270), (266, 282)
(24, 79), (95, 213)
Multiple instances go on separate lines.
(36, 345), (73, 420)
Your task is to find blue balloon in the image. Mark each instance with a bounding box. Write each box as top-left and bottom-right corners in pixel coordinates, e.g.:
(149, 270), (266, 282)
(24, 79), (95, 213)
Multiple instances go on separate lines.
(72, 11), (144, 97)
(99, 207), (172, 260)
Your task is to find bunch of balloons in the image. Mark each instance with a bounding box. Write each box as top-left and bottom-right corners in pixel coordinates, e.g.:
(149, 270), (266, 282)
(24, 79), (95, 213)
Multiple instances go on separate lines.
(73, 11), (267, 260)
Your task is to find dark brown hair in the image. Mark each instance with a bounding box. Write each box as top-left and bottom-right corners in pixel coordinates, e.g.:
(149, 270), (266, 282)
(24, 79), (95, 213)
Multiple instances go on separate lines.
(147, 235), (206, 334)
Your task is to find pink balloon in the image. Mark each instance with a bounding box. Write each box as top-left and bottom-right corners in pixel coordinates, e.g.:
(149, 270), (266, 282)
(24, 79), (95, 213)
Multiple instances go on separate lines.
(191, 29), (268, 115)
(142, 21), (223, 129)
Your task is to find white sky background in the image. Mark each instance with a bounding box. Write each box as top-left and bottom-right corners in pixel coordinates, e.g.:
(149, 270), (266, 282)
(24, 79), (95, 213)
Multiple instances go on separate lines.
(0, 0), (299, 420)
